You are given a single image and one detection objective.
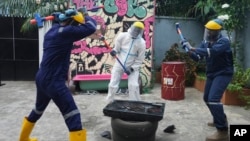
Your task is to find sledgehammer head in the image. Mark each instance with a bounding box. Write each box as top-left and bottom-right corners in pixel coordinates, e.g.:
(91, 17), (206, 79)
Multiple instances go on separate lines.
(30, 13), (54, 28)
(33, 13), (43, 28)
(175, 23), (180, 33)
(175, 22), (180, 28)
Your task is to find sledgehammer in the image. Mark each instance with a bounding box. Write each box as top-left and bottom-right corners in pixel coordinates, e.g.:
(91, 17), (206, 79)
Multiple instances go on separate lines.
(30, 14), (54, 28)
(30, 5), (104, 27)
(99, 34), (129, 74)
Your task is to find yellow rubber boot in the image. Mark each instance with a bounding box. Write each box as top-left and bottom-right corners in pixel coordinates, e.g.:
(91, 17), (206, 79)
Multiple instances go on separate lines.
(69, 129), (87, 141)
(19, 117), (37, 141)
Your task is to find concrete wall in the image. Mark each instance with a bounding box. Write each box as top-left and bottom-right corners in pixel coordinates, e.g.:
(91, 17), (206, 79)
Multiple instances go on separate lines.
(153, 16), (204, 70)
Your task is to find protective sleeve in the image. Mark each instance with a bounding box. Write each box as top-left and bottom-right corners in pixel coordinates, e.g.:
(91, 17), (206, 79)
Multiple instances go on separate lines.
(185, 41), (203, 62)
(189, 51), (202, 62)
(206, 37), (230, 57)
(113, 33), (123, 53)
(194, 37), (230, 58)
(192, 41), (208, 57)
(131, 39), (146, 71)
(61, 16), (97, 41)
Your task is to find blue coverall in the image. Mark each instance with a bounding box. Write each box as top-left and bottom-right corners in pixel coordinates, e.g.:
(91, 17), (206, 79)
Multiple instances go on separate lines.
(27, 16), (96, 131)
(190, 34), (234, 131)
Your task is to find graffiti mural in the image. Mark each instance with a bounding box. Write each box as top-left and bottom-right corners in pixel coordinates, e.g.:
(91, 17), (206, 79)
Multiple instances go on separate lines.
(70, 0), (155, 88)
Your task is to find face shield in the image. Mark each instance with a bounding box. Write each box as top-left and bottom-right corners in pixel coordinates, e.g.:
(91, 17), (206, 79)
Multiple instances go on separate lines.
(204, 19), (223, 42)
(128, 26), (143, 39)
(203, 28), (221, 42)
(128, 22), (144, 39)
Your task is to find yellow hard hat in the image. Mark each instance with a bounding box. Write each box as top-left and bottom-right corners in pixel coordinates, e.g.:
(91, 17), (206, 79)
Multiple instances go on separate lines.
(205, 19), (223, 30)
(129, 21), (144, 38)
(133, 21), (144, 29)
(72, 12), (85, 24)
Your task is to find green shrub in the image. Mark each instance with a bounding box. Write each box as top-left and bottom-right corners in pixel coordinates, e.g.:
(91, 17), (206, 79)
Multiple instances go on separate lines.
(162, 43), (197, 86)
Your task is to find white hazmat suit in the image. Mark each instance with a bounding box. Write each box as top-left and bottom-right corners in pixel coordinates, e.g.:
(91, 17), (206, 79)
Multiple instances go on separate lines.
(106, 22), (146, 102)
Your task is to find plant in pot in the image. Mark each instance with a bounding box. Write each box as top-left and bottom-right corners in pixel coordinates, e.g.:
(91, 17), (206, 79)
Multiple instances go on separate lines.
(162, 43), (197, 87)
(239, 81), (250, 109)
(222, 62), (250, 108)
(193, 60), (206, 92)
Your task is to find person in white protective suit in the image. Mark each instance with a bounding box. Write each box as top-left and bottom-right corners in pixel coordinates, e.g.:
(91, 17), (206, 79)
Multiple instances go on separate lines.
(106, 21), (146, 103)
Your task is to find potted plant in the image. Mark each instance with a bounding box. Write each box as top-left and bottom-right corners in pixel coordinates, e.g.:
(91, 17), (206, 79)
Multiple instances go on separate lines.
(194, 72), (206, 92)
(193, 59), (206, 92)
(221, 63), (250, 108)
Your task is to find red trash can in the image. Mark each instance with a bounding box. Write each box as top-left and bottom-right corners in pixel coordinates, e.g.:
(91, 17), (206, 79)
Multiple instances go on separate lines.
(161, 61), (185, 100)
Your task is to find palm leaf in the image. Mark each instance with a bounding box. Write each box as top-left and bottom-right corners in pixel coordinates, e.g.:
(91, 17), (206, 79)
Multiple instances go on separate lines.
(0, 0), (70, 33)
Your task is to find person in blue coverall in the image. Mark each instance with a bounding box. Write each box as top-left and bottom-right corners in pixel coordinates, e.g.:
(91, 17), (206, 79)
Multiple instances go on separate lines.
(182, 19), (234, 141)
(18, 9), (96, 141)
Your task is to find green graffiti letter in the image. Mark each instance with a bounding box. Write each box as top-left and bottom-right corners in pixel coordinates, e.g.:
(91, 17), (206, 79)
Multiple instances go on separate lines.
(127, 0), (147, 18)
(104, 0), (118, 14)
